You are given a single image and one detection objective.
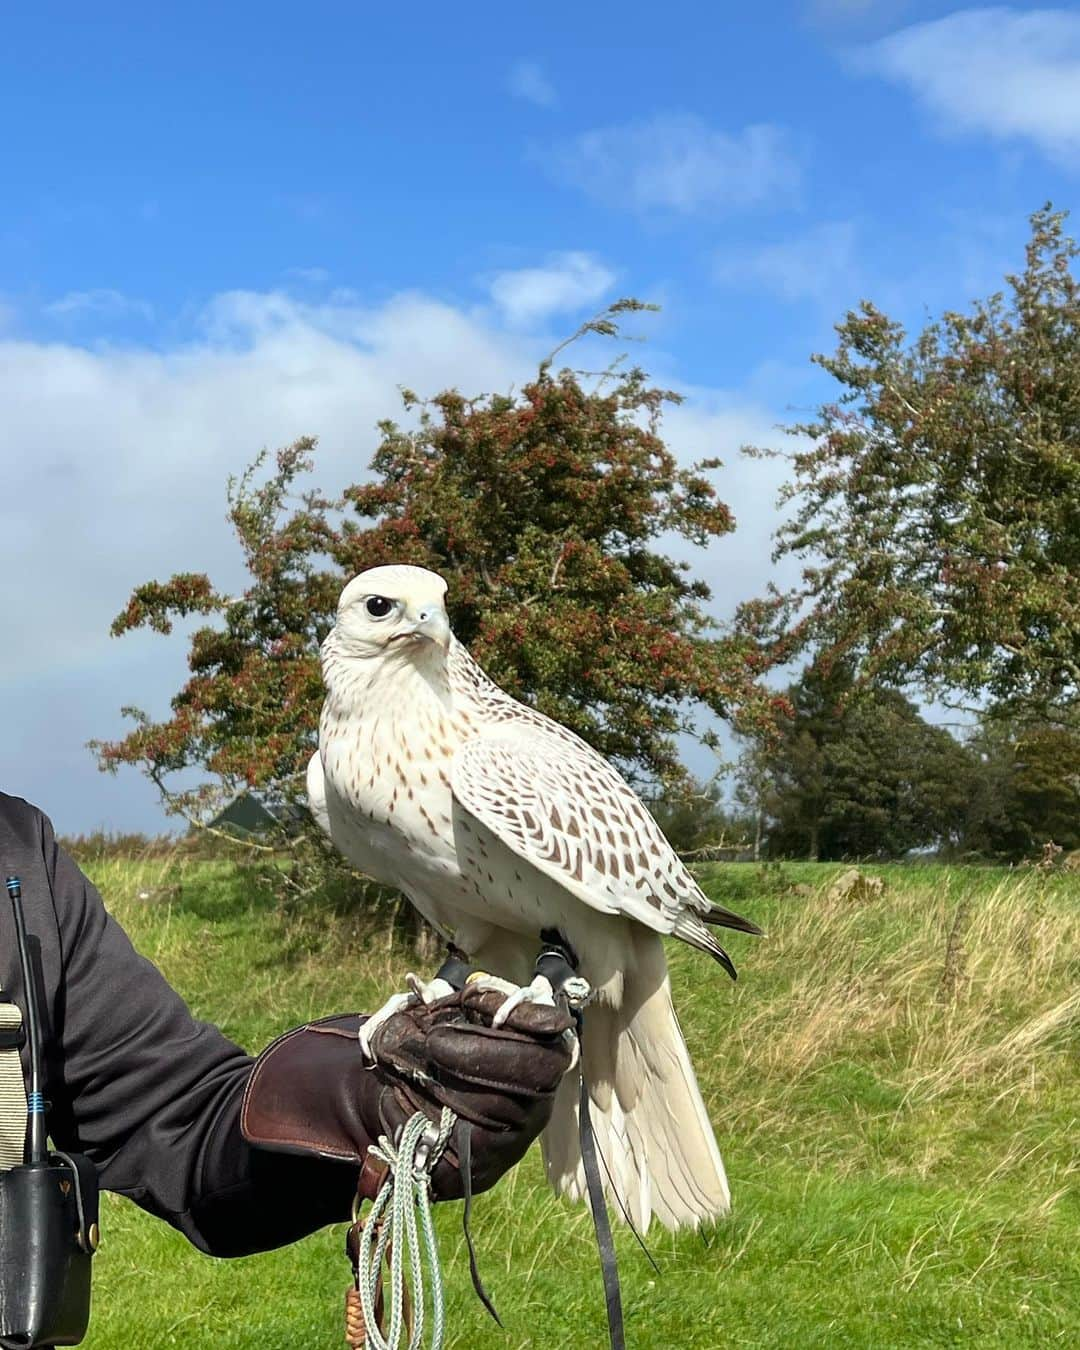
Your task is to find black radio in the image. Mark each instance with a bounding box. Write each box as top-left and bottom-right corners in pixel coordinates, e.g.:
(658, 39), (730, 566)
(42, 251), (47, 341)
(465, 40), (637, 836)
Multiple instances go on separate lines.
(0, 876), (97, 1349)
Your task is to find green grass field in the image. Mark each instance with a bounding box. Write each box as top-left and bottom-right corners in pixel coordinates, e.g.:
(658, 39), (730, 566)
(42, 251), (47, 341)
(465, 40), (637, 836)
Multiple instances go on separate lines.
(73, 854), (1079, 1348)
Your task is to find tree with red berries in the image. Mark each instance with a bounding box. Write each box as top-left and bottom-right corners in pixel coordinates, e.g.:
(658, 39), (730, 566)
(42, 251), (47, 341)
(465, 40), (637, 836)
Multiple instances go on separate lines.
(94, 303), (783, 829)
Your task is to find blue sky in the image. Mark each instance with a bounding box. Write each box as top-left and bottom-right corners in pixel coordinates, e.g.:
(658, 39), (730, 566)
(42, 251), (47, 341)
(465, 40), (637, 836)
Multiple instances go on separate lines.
(2, 1), (1078, 833)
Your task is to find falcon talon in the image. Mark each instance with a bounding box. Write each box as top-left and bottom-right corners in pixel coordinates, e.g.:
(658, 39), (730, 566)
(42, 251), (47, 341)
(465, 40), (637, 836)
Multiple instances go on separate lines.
(405, 973), (456, 1006)
(491, 974), (556, 1028)
(357, 990), (416, 1062)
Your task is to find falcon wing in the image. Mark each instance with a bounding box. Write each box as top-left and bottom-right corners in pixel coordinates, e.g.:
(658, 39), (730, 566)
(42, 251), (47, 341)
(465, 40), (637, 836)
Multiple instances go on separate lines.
(452, 729), (759, 941)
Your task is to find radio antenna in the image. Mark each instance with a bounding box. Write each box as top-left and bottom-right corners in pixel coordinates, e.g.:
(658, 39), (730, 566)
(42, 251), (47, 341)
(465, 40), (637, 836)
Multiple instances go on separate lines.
(5, 876), (47, 1164)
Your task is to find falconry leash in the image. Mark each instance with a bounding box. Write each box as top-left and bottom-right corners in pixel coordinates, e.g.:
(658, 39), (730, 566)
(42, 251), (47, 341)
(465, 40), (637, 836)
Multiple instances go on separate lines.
(345, 947), (631, 1350)
(346, 1108), (456, 1350)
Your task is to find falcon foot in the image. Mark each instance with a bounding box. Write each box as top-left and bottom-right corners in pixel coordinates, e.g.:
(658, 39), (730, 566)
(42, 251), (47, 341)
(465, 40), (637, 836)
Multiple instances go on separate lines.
(490, 973), (558, 1027)
(536, 930), (593, 1011)
(491, 933), (595, 1028)
(406, 972), (457, 1005)
(433, 948), (531, 1000)
(357, 973), (456, 1062)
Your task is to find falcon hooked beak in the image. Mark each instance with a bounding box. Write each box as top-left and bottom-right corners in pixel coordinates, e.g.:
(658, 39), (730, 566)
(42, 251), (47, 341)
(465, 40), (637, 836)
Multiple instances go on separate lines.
(392, 603), (451, 650)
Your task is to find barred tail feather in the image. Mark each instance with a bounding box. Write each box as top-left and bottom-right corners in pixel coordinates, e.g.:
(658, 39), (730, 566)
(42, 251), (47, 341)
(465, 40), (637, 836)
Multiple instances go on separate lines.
(541, 929), (730, 1231)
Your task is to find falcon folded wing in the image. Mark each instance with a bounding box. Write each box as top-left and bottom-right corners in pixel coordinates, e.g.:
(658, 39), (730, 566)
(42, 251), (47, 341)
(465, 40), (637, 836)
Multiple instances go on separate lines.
(452, 730), (757, 943)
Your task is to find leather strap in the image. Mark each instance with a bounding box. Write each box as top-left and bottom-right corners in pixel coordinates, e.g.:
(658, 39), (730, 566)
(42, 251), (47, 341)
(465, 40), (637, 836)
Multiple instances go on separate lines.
(460, 1122), (501, 1326)
(358, 1152), (390, 1204)
(51, 1149), (100, 1253)
(575, 1012), (625, 1350)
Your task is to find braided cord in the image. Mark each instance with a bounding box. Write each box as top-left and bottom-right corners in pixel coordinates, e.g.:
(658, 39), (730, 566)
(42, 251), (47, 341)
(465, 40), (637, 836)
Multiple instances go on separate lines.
(357, 1108), (456, 1350)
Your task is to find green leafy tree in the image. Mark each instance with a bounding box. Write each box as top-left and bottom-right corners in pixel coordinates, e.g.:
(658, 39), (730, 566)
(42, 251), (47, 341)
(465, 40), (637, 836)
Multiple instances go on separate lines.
(645, 778), (754, 857)
(961, 720), (1080, 860)
(744, 206), (1080, 727)
(758, 665), (974, 860)
(93, 305), (782, 827)
(732, 739), (772, 862)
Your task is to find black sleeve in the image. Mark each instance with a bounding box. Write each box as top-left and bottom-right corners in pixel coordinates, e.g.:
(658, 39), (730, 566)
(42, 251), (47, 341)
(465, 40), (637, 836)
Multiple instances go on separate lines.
(40, 815), (356, 1257)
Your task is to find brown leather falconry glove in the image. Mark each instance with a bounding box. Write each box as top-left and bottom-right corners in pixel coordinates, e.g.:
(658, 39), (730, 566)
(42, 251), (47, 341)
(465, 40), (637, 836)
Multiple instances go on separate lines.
(240, 985), (574, 1202)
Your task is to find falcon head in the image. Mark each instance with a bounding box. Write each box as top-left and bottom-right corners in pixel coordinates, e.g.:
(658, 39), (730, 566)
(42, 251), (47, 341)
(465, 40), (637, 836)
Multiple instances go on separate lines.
(330, 565), (451, 661)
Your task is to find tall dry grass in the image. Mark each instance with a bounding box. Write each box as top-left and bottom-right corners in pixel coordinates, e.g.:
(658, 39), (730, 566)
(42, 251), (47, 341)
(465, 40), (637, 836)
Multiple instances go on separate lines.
(697, 866), (1079, 1220)
(730, 869), (1076, 1082)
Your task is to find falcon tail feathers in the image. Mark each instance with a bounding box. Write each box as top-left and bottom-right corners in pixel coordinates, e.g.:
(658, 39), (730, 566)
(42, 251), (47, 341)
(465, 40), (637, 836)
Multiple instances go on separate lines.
(673, 912), (739, 979)
(701, 903), (764, 936)
(540, 928), (731, 1232)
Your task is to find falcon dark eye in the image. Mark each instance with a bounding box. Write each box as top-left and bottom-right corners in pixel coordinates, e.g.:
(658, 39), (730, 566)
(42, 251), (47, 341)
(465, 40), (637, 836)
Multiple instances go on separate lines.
(365, 595), (394, 618)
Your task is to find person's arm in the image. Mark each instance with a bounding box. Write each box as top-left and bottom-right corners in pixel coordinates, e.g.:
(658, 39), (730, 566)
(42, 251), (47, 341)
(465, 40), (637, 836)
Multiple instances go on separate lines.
(34, 805), (573, 1259)
(39, 811), (356, 1255)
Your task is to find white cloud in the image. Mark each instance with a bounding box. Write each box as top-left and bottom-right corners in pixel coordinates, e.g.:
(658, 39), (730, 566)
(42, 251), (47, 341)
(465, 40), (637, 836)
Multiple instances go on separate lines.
(0, 289), (786, 833)
(44, 288), (154, 322)
(664, 396), (795, 593)
(507, 60), (557, 108)
(854, 7), (1080, 163)
(487, 251), (616, 325)
(547, 113), (802, 215)
(713, 221), (859, 303)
